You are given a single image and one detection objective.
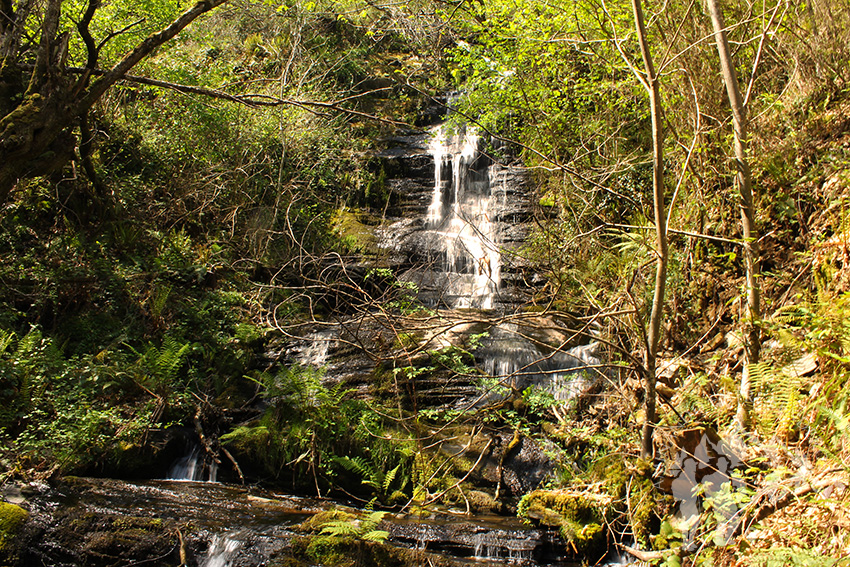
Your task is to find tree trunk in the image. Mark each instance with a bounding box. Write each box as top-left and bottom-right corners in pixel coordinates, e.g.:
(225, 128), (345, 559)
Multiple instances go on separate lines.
(705, 0), (761, 431)
(0, 0), (229, 202)
(633, 0), (667, 460)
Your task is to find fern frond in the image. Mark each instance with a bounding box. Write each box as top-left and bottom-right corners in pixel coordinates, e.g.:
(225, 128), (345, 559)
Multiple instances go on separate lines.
(386, 490), (406, 505)
(320, 521), (361, 538)
(360, 530), (389, 542)
(383, 464), (400, 493)
(0, 330), (15, 356)
(362, 510), (387, 530)
(335, 455), (372, 479)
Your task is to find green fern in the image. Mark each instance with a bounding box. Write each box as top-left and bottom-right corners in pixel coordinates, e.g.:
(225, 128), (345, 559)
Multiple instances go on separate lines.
(334, 456), (408, 505)
(130, 335), (191, 393)
(149, 283), (172, 319)
(382, 464), (400, 494)
(320, 520), (362, 538)
(318, 509), (389, 543)
(0, 329), (14, 356)
(747, 546), (841, 567)
(749, 361), (809, 440)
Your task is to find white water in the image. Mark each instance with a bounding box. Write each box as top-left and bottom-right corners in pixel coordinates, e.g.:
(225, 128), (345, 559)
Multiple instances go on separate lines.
(426, 126), (501, 309)
(294, 329), (335, 366)
(472, 531), (535, 562)
(201, 533), (243, 567)
(479, 323), (602, 402)
(167, 445), (218, 482)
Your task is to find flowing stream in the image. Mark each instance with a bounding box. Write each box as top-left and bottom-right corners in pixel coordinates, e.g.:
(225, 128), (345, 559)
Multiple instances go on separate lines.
(25, 477), (593, 566)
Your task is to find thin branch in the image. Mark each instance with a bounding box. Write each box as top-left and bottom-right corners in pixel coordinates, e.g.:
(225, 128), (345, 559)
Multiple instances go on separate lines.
(77, 0), (230, 113)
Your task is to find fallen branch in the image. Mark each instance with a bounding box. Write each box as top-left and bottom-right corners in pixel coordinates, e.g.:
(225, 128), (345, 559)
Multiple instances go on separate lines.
(220, 445), (245, 485)
(618, 543), (666, 562)
(734, 472), (846, 537)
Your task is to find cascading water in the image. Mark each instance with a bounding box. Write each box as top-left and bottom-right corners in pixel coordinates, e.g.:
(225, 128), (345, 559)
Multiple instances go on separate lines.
(416, 124), (602, 401)
(167, 444), (218, 482)
(424, 126), (501, 309)
(201, 533), (243, 567)
(478, 323), (602, 402)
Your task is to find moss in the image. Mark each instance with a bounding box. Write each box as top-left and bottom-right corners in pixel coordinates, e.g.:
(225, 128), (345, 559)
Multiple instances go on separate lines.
(220, 424), (271, 455)
(332, 208), (378, 253)
(278, 534), (466, 567)
(465, 489), (498, 514)
(629, 474), (657, 547)
(0, 502), (27, 551)
(598, 458), (628, 499)
(517, 490), (606, 554)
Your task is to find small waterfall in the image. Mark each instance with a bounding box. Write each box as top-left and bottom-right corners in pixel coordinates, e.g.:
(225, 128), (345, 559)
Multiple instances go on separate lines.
(478, 323), (602, 402)
(201, 533), (243, 567)
(167, 444), (218, 482)
(293, 329), (335, 367)
(472, 532), (500, 559)
(425, 126), (501, 309)
(471, 530), (536, 562)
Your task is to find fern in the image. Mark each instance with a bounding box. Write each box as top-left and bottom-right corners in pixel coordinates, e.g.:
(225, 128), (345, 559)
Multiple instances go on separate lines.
(748, 546), (840, 567)
(149, 283), (172, 319)
(335, 455), (372, 480)
(317, 509), (389, 543)
(749, 361), (809, 440)
(0, 329), (14, 356)
(334, 455), (409, 504)
(382, 464), (400, 494)
(144, 335), (191, 384)
(320, 521), (362, 538)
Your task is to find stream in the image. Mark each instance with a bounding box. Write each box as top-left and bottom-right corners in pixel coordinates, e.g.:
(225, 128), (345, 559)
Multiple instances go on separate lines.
(20, 476), (618, 566)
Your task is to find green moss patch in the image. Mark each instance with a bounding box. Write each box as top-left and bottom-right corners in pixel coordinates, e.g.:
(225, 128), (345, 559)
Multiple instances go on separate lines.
(518, 489), (610, 554)
(0, 502), (27, 551)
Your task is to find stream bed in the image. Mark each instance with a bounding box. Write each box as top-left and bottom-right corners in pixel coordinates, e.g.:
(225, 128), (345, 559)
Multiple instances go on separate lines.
(12, 476), (624, 566)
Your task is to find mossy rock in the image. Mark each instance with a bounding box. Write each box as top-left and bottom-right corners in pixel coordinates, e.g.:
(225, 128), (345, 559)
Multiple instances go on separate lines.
(277, 534), (469, 567)
(518, 490), (608, 554)
(0, 502), (27, 551)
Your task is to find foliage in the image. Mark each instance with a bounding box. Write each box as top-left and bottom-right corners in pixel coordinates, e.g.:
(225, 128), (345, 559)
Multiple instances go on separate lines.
(745, 548), (843, 567)
(334, 456), (408, 505)
(222, 364), (414, 497)
(0, 327), (158, 471)
(318, 508), (389, 543)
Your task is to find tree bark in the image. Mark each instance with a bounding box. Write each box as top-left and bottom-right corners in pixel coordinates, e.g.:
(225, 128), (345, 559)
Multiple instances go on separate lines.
(632, 0), (667, 460)
(705, 0), (761, 431)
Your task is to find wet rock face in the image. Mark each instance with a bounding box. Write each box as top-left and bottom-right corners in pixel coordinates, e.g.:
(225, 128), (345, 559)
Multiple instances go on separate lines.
(375, 126), (536, 311)
(9, 482), (180, 567)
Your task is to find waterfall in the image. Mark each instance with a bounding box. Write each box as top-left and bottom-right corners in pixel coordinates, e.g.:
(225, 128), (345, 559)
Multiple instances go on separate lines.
(201, 533), (243, 567)
(471, 530), (536, 562)
(478, 323), (602, 402)
(167, 444), (218, 482)
(418, 124), (603, 401)
(425, 126), (501, 309)
(293, 329), (335, 367)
